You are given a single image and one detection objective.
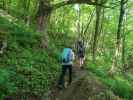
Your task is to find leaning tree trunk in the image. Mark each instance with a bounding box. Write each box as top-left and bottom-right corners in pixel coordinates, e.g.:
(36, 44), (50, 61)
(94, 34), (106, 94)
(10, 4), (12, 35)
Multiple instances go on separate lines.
(109, 0), (126, 75)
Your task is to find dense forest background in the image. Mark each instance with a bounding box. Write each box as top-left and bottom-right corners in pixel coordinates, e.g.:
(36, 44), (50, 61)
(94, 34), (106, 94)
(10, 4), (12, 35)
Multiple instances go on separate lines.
(0, 0), (133, 100)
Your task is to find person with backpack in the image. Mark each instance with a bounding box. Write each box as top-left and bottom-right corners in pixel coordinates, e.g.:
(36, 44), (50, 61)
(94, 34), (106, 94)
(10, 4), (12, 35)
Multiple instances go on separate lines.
(76, 40), (85, 69)
(58, 47), (75, 89)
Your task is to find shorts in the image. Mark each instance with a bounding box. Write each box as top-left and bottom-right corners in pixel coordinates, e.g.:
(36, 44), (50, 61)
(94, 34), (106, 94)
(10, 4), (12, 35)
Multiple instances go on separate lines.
(78, 52), (84, 58)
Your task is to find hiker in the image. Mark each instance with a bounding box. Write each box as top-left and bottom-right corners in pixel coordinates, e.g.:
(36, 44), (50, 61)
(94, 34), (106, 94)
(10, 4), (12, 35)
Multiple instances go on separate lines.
(76, 39), (85, 69)
(58, 47), (75, 89)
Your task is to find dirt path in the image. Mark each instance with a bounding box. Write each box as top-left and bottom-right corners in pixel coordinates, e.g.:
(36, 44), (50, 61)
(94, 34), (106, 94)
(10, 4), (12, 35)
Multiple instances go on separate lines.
(55, 69), (89, 100)
(43, 65), (122, 100)
(42, 66), (91, 100)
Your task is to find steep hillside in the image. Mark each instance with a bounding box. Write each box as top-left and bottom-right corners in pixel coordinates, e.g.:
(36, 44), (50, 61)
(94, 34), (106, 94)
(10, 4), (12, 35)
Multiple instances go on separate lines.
(0, 13), (60, 99)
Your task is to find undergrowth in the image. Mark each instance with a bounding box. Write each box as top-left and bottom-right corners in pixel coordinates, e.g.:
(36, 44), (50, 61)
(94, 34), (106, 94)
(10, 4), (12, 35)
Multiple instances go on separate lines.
(0, 16), (61, 99)
(86, 59), (133, 100)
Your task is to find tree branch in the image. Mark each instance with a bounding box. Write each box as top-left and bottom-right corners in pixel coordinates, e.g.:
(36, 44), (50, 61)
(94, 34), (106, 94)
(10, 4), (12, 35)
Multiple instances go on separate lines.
(52, 0), (112, 10)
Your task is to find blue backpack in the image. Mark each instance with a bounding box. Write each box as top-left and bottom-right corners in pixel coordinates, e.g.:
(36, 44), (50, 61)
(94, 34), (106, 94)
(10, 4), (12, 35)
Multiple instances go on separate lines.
(61, 48), (72, 63)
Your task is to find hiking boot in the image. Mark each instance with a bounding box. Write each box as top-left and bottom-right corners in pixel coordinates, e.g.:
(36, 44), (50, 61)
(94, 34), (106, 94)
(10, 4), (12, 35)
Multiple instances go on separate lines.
(80, 66), (84, 70)
(57, 84), (65, 90)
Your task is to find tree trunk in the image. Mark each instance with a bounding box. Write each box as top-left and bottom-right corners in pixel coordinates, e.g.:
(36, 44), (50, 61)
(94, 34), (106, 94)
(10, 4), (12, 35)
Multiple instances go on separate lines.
(76, 4), (81, 38)
(92, 1), (102, 62)
(36, 0), (52, 48)
(109, 0), (126, 75)
(36, 0), (52, 32)
(122, 33), (125, 69)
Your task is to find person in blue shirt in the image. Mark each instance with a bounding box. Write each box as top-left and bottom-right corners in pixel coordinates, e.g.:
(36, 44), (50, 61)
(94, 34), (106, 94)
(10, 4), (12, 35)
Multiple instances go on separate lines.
(57, 47), (75, 89)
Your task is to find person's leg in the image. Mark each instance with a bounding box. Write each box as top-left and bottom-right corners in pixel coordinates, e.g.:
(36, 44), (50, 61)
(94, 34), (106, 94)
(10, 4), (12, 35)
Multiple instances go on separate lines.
(80, 57), (85, 69)
(79, 57), (82, 67)
(78, 53), (81, 67)
(81, 57), (84, 65)
(68, 65), (72, 85)
(80, 58), (84, 69)
(58, 65), (67, 88)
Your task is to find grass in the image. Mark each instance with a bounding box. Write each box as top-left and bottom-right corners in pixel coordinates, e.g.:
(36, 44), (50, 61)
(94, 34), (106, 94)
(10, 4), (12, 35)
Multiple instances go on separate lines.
(86, 60), (133, 100)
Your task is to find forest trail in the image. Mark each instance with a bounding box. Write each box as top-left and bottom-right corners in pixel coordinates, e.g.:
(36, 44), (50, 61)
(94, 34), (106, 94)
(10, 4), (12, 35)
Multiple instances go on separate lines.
(42, 66), (88, 100)
(0, 1), (133, 99)
(43, 66), (122, 100)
